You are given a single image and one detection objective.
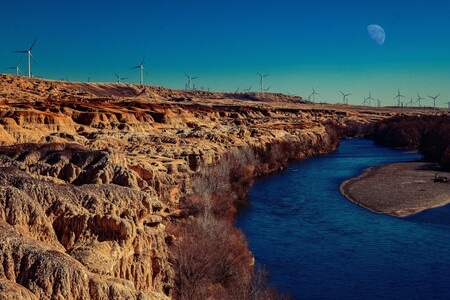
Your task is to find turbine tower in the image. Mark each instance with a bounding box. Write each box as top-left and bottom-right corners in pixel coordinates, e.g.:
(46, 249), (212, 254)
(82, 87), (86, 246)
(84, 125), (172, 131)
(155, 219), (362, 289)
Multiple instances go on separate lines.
(131, 56), (145, 86)
(114, 72), (128, 83)
(7, 58), (22, 76)
(340, 91), (351, 105)
(309, 87), (319, 103)
(394, 89), (405, 107)
(14, 39), (37, 78)
(366, 92), (375, 106)
(257, 72), (270, 92)
(185, 73), (199, 90)
(415, 92), (425, 108)
(428, 94), (440, 109)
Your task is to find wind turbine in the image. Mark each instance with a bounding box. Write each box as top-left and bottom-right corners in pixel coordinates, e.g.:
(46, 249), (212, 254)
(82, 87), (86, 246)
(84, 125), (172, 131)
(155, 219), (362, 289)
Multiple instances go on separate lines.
(309, 87), (319, 103)
(235, 85), (240, 93)
(366, 92), (375, 106)
(415, 92), (425, 108)
(185, 73), (199, 91)
(361, 96), (368, 106)
(131, 56), (145, 86)
(428, 94), (440, 109)
(407, 97), (414, 107)
(394, 89), (405, 107)
(114, 72), (128, 83)
(7, 58), (22, 76)
(377, 99), (381, 107)
(340, 91), (351, 105)
(13, 39), (37, 78)
(257, 72), (270, 92)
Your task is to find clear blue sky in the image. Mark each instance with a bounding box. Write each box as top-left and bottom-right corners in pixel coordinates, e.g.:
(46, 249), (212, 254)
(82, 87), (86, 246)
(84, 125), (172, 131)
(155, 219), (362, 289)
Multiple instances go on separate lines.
(1, 0), (450, 106)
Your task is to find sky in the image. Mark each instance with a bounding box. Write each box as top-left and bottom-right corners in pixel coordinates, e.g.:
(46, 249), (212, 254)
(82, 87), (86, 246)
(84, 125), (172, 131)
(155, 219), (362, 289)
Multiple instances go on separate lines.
(1, 0), (450, 107)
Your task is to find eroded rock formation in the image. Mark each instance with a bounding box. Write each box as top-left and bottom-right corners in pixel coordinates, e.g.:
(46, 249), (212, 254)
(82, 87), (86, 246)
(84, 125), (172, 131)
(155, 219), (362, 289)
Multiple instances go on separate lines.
(0, 74), (433, 299)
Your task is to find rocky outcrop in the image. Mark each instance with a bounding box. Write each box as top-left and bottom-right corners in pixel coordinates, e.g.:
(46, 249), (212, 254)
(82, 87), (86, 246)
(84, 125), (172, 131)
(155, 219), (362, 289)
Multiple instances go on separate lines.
(0, 167), (170, 299)
(0, 74), (437, 299)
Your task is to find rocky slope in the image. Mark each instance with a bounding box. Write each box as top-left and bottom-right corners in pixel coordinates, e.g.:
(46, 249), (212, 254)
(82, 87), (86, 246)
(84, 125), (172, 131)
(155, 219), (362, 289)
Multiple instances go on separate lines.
(0, 74), (434, 299)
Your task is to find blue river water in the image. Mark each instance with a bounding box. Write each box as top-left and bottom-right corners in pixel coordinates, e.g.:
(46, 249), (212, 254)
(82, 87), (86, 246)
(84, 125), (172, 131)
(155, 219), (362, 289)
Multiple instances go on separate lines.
(236, 139), (450, 300)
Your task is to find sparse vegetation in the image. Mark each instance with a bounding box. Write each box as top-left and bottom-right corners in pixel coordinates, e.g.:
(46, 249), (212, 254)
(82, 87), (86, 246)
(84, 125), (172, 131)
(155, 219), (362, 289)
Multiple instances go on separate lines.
(371, 114), (450, 170)
(169, 127), (341, 299)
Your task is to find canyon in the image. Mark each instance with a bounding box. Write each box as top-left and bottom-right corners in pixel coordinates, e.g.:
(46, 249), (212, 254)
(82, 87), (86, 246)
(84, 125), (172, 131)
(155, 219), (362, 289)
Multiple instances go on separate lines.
(0, 74), (439, 299)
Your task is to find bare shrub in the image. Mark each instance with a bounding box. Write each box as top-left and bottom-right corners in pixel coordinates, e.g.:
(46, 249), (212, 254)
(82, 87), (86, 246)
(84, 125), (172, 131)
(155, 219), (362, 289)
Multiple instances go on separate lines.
(186, 147), (258, 220)
(169, 214), (253, 300)
(372, 115), (450, 170)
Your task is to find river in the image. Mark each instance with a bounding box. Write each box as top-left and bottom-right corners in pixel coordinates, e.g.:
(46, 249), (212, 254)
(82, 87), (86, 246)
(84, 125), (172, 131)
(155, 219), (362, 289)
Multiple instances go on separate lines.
(236, 138), (450, 299)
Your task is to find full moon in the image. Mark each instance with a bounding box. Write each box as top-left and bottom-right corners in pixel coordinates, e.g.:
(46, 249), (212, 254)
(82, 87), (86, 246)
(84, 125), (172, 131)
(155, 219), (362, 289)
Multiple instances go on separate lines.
(367, 24), (385, 45)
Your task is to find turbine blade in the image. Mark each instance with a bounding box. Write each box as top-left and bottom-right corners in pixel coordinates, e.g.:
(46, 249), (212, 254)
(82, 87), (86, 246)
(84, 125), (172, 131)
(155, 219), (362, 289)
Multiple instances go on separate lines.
(13, 50), (27, 53)
(30, 53), (37, 64)
(264, 74), (270, 77)
(192, 77), (199, 80)
(29, 39), (37, 50)
(141, 56), (146, 65)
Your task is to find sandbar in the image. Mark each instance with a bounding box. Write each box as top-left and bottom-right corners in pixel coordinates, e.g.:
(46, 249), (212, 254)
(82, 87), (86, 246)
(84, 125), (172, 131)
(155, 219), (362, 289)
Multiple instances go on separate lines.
(340, 162), (450, 217)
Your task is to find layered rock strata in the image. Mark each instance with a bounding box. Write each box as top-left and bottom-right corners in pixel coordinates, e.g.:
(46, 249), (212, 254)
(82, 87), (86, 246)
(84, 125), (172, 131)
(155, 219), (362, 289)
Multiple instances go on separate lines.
(0, 74), (431, 299)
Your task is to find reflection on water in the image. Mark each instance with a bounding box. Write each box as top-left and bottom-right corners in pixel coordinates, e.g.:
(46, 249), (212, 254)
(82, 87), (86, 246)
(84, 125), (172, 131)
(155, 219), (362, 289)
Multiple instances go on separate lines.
(237, 139), (450, 299)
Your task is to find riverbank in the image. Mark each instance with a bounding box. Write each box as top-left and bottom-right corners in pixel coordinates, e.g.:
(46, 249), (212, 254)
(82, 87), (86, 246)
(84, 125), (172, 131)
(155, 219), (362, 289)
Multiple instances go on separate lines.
(238, 139), (450, 299)
(340, 161), (450, 217)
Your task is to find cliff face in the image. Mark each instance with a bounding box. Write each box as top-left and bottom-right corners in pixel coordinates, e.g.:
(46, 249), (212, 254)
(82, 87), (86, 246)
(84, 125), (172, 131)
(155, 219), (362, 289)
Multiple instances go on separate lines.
(0, 74), (426, 299)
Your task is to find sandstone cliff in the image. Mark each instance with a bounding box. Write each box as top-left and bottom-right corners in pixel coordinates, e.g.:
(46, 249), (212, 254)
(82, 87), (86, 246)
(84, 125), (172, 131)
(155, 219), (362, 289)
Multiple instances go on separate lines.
(0, 74), (431, 299)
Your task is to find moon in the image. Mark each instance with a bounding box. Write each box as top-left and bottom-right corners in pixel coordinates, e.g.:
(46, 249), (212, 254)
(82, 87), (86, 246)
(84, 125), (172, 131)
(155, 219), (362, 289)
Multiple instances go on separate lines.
(367, 24), (385, 45)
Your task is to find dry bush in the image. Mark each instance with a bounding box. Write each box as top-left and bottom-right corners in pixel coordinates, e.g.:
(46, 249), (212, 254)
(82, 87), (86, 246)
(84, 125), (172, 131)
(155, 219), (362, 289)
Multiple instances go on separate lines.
(419, 117), (450, 170)
(169, 214), (290, 300)
(186, 147), (258, 220)
(371, 115), (441, 149)
(371, 115), (450, 170)
(169, 213), (253, 300)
